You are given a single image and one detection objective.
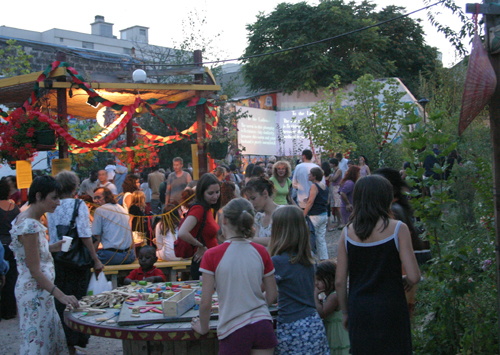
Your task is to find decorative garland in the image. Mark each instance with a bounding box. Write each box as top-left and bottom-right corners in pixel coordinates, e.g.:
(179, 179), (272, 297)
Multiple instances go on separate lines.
(1, 61), (220, 154)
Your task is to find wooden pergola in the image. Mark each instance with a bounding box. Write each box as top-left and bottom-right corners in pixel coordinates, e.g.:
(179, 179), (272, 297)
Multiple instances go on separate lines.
(0, 51), (220, 176)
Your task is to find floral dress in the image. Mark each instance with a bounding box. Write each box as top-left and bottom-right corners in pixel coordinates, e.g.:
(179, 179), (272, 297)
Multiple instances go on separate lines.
(9, 218), (68, 355)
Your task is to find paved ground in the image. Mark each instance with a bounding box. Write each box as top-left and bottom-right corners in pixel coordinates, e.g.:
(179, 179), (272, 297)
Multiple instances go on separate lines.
(0, 229), (342, 354)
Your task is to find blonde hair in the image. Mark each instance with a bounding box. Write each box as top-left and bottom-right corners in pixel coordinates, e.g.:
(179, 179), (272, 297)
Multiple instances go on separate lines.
(131, 190), (146, 211)
(272, 160), (292, 179)
(269, 205), (314, 266)
(222, 198), (255, 239)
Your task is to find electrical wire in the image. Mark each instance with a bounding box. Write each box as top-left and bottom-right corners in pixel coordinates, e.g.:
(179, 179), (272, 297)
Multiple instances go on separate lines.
(135, 0), (445, 67)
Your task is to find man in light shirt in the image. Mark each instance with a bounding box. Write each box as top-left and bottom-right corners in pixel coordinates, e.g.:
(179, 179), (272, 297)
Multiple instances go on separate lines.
(97, 170), (117, 195)
(336, 152), (349, 178)
(292, 149), (322, 209)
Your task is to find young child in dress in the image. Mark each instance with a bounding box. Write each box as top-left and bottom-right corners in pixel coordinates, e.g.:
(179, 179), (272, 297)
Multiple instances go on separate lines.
(269, 205), (330, 355)
(123, 246), (166, 284)
(154, 204), (181, 261)
(336, 175), (421, 355)
(315, 260), (350, 355)
(191, 198), (278, 354)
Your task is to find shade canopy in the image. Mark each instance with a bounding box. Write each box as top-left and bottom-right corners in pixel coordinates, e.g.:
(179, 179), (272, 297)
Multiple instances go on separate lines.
(0, 67), (221, 118)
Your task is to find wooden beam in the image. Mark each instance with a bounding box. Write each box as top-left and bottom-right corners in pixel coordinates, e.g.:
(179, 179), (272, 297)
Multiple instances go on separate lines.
(205, 68), (217, 86)
(38, 82), (221, 91)
(465, 3), (500, 14)
(115, 67), (206, 78)
(0, 67), (67, 88)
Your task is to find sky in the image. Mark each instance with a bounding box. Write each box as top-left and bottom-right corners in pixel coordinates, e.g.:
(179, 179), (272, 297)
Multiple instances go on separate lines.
(2, 0), (468, 67)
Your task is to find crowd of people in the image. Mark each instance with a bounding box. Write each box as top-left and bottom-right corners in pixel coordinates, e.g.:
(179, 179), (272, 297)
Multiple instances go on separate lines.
(0, 149), (436, 354)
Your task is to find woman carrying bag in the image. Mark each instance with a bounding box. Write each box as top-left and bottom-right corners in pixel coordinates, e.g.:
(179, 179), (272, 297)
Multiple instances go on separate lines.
(47, 171), (104, 354)
(177, 173), (221, 280)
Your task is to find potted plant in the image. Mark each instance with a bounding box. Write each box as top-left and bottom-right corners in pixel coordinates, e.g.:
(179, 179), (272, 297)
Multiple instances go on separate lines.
(0, 107), (57, 163)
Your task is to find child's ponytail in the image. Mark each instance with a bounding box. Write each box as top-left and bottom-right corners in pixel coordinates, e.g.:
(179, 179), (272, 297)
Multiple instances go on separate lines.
(222, 198), (256, 239)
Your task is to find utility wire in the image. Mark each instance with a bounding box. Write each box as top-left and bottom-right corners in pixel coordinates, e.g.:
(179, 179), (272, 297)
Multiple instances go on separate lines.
(136, 0), (445, 68)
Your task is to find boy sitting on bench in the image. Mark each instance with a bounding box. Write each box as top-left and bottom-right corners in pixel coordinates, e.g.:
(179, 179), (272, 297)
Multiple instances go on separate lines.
(124, 246), (166, 284)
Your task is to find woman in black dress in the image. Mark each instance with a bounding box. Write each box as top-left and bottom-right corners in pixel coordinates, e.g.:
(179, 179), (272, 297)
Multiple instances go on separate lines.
(336, 175), (421, 354)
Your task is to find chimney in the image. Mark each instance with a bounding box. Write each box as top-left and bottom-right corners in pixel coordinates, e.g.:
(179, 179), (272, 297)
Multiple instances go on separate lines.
(91, 15), (114, 38)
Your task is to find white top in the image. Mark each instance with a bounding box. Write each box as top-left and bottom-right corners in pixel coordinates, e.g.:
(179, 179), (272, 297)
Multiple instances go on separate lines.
(105, 164), (116, 181)
(200, 240), (274, 339)
(140, 183), (152, 203)
(122, 192), (132, 213)
(47, 198), (92, 244)
(98, 181), (117, 195)
(339, 158), (349, 178)
(292, 162), (321, 208)
(91, 203), (133, 250)
(155, 224), (181, 261)
(254, 205), (284, 240)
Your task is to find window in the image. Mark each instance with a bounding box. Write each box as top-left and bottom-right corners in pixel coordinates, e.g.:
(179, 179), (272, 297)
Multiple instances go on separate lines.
(123, 48), (132, 55)
(59, 38), (64, 43)
(140, 29), (146, 36)
(82, 42), (94, 49)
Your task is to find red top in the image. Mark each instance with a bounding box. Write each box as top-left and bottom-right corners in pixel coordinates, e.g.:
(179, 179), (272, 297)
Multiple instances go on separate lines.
(179, 204), (219, 250)
(126, 266), (166, 281)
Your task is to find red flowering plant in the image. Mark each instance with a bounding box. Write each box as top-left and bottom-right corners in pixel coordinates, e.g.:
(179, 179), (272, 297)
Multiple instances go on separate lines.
(0, 107), (55, 162)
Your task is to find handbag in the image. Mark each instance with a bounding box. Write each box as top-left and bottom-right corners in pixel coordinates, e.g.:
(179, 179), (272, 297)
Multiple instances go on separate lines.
(174, 204), (208, 259)
(52, 199), (94, 269)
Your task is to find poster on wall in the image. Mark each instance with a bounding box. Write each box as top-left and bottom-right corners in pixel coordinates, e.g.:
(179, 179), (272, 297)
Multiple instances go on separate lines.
(276, 109), (313, 156)
(237, 106), (316, 156)
(237, 107), (277, 155)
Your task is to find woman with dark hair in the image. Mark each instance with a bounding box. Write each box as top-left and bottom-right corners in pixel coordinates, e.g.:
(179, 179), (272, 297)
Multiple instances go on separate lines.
(178, 173), (221, 280)
(373, 167), (430, 315)
(339, 166), (361, 226)
(0, 177), (20, 321)
(358, 155), (371, 177)
(244, 163), (255, 185)
(252, 165), (265, 178)
(122, 173), (140, 213)
(244, 177), (280, 247)
(10, 176), (80, 354)
(6, 176), (21, 206)
(336, 175), (420, 355)
(47, 171), (103, 354)
(304, 167), (329, 260)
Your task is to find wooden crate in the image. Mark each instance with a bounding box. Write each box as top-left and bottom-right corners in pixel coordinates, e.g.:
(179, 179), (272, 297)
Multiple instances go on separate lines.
(162, 290), (195, 318)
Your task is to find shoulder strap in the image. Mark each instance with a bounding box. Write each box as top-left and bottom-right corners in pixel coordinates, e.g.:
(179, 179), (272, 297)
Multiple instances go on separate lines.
(69, 199), (82, 228)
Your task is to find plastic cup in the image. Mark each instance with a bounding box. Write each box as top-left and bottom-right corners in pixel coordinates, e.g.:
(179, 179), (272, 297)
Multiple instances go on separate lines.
(61, 236), (73, 252)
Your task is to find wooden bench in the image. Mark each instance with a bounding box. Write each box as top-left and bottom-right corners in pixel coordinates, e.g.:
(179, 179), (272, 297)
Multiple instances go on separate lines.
(94, 260), (192, 288)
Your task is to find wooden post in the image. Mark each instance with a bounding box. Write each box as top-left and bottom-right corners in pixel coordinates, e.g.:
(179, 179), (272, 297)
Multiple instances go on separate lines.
(56, 52), (69, 159)
(485, 1), (500, 349)
(468, 0), (500, 348)
(195, 50), (208, 177)
(127, 117), (135, 170)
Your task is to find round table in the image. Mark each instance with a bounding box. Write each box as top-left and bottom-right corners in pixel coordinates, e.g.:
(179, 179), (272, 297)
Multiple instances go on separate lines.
(64, 308), (219, 355)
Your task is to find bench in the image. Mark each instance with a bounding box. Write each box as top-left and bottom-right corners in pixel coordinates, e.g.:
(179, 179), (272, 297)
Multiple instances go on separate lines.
(94, 260), (192, 288)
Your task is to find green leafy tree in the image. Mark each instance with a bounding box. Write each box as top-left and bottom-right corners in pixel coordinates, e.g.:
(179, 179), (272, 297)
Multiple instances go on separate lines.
(298, 77), (354, 155)
(0, 39), (32, 77)
(243, 0), (438, 94)
(343, 75), (412, 167)
(68, 120), (110, 176)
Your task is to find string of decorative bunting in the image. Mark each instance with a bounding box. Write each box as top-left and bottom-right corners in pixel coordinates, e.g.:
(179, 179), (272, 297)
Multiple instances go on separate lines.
(0, 61), (219, 153)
